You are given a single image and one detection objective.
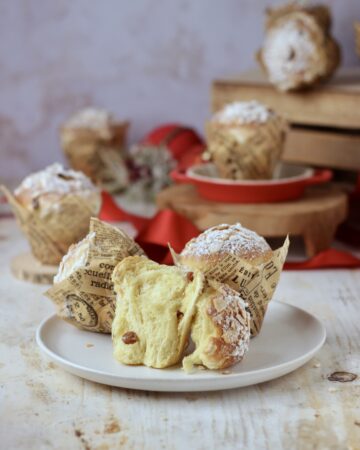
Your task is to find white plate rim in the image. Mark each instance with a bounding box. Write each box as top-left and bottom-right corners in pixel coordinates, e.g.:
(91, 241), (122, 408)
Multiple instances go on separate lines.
(36, 301), (326, 391)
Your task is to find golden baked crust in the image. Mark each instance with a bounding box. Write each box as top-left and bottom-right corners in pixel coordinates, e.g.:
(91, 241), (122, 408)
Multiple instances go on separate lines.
(180, 223), (272, 266)
(183, 280), (250, 372)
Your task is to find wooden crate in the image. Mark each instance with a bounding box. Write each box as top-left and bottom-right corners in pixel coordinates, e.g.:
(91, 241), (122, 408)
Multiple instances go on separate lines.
(285, 127), (360, 170)
(212, 68), (360, 170)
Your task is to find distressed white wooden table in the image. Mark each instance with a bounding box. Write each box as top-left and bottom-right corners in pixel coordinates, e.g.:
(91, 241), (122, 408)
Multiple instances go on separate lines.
(0, 217), (359, 450)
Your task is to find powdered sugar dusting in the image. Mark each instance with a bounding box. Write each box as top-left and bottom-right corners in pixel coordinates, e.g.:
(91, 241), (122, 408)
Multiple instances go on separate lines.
(182, 224), (271, 260)
(213, 101), (273, 125)
(15, 163), (98, 200)
(65, 107), (114, 130)
(54, 231), (96, 283)
(262, 17), (318, 87)
(210, 283), (251, 359)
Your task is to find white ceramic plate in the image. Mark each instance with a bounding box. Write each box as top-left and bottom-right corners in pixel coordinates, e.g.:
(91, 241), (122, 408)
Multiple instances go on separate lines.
(36, 301), (326, 392)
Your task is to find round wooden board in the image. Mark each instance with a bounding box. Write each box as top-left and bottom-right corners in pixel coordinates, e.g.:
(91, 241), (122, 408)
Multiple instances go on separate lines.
(157, 184), (348, 258)
(11, 252), (58, 285)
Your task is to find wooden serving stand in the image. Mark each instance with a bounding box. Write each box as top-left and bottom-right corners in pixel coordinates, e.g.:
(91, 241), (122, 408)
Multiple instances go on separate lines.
(157, 184), (347, 258)
(11, 252), (58, 285)
(212, 68), (360, 171)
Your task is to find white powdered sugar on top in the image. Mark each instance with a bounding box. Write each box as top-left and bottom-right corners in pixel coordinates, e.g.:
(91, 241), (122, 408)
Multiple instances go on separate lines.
(211, 283), (251, 359)
(182, 223), (271, 260)
(262, 17), (318, 86)
(65, 107), (114, 129)
(14, 163), (97, 199)
(213, 101), (273, 124)
(54, 231), (96, 283)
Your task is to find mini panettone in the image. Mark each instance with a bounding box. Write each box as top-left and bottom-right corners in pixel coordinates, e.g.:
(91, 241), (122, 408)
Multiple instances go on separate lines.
(111, 256), (205, 369)
(257, 2), (340, 91)
(176, 223), (289, 337)
(183, 280), (250, 372)
(3, 163), (101, 265)
(206, 101), (287, 180)
(60, 107), (129, 193)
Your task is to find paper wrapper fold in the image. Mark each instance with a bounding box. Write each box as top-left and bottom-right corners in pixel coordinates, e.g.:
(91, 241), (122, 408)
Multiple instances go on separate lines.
(60, 122), (129, 193)
(206, 117), (287, 180)
(172, 236), (289, 336)
(45, 218), (145, 333)
(1, 186), (98, 265)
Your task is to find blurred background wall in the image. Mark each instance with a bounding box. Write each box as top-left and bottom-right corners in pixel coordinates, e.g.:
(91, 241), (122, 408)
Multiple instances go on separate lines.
(0, 0), (359, 184)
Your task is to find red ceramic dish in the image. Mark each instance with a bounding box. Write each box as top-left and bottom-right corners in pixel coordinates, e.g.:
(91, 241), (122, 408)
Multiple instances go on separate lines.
(170, 163), (332, 203)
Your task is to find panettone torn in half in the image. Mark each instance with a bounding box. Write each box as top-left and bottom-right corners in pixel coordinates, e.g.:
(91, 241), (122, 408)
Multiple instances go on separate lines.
(111, 256), (251, 372)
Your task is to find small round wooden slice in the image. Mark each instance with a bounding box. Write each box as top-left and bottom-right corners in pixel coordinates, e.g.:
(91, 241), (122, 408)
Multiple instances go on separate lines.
(11, 252), (58, 285)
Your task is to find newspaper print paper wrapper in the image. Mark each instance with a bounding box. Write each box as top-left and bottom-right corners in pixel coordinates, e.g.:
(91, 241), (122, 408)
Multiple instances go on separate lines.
(205, 117), (287, 180)
(45, 218), (145, 333)
(60, 122), (130, 193)
(172, 236), (289, 336)
(0, 185), (99, 266)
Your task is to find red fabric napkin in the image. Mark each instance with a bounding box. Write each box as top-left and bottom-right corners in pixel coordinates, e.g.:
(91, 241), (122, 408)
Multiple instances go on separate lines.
(99, 191), (151, 231)
(284, 249), (360, 270)
(99, 192), (199, 264)
(137, 208), (200, 264)
(99, 191), (360, 269)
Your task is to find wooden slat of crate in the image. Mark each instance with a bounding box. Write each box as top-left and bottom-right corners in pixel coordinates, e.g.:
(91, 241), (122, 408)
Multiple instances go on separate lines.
(283, 127), (360, 170)
(212, 68), (360, 129)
